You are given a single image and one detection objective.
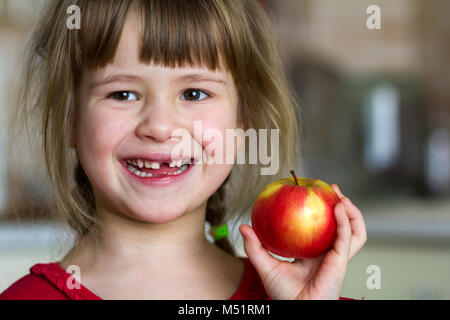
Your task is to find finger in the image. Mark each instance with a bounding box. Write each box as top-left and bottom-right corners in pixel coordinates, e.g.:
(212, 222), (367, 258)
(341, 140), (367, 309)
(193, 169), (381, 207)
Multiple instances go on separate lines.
(340, 198), (367, 259)
(239, 224), (281, 282)
(332, 203), (352, 260)
(331, 185), (367, 259)
(331, 184), (345, 199)
(341, 197), (366, 238)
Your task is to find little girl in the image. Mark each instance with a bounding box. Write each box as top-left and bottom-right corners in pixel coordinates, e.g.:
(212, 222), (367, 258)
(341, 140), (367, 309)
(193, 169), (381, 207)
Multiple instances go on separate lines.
(1, 0), (366, 300)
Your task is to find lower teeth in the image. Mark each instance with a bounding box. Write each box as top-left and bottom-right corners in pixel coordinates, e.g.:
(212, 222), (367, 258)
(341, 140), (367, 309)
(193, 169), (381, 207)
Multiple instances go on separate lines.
(127, 164), (189, 177)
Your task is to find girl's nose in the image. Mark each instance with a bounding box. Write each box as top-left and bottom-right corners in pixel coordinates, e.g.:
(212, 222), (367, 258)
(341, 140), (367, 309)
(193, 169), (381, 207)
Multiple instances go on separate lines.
(135, 101), (178, 143)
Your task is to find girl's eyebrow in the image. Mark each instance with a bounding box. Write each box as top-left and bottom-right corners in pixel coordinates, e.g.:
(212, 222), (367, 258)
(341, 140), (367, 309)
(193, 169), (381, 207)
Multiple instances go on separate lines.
(175, 73), (227, 85)
(90, 72), (227, 89)
(91, 74), (143, 89)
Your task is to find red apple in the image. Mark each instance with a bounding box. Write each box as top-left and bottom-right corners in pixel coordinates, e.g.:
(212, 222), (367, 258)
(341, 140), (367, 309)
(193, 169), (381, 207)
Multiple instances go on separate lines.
(251, 170), (339, 259)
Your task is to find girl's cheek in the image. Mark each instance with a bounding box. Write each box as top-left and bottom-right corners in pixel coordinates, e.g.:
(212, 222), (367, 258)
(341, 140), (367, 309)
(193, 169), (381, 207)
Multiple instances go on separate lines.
(78, 108), (131, 156)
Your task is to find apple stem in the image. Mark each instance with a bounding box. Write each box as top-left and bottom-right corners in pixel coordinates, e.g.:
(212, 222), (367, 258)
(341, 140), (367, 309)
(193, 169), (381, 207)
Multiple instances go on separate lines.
(290, 169), (299, 186)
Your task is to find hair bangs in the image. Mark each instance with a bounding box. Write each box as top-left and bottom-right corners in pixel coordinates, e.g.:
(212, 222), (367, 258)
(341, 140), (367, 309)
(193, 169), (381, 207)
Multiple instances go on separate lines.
(79, 0), (233, 76)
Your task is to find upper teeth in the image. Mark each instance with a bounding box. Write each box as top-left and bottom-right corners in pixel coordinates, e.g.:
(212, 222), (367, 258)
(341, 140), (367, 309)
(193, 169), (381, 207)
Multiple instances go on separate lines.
(126, 158), (191, 168)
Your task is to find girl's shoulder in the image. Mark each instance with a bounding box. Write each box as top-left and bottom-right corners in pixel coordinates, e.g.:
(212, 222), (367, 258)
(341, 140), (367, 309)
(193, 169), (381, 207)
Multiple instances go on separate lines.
(0, 263), (100, 300)
(0, 264), (67, 300)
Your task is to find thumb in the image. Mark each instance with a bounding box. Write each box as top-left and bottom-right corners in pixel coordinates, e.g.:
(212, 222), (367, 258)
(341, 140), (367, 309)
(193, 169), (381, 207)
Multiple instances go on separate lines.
(239, 224), (281, 282)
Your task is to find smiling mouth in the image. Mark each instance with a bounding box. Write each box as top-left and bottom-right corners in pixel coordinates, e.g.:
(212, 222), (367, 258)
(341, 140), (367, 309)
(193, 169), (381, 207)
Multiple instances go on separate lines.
(124, 158), (192, 178)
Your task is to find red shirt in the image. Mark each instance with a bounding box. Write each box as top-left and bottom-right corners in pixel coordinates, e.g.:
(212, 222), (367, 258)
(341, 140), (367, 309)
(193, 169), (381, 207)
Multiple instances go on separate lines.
(0, 258), (269, 300)
(0, 258), (353, 300)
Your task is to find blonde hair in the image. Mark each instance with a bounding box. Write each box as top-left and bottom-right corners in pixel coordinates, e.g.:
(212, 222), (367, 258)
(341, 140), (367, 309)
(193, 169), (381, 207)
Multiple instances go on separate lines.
(8, 0), (303, 256)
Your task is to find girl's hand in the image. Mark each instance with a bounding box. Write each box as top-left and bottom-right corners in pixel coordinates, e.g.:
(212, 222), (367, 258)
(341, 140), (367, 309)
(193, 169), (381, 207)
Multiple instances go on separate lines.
(239, 184), (367, 300)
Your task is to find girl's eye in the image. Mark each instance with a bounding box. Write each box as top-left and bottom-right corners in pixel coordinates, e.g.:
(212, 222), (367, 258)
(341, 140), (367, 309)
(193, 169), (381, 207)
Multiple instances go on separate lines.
(181, 89), (210, 102)
(109, 91), (138, 101)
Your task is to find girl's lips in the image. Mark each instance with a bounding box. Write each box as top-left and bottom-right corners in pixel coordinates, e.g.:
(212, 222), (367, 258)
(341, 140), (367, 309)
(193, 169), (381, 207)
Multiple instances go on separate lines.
(119, 159), (195, 187)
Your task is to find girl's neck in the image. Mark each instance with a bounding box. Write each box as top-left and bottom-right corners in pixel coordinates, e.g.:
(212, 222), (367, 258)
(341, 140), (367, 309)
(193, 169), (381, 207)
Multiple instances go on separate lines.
(57, 207), (245, 299)
(60, 202), (225, 274)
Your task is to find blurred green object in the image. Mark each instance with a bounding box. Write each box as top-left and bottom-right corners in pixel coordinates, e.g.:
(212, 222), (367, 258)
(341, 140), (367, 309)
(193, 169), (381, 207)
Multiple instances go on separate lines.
(210, 223), (229, 240)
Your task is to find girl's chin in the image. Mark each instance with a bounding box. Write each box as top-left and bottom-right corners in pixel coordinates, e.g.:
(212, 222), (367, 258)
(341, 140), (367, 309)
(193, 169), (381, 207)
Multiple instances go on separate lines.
(126, 207), (190, 224)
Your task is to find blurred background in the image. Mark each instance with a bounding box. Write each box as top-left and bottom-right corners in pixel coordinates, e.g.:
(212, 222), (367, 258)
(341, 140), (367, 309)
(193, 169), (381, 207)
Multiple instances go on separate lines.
(1, 0), (449, 299)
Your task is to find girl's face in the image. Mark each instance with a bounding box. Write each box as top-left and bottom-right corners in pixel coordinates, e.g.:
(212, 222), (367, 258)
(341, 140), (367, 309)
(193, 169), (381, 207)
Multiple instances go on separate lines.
(75, 15), (241, 224)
